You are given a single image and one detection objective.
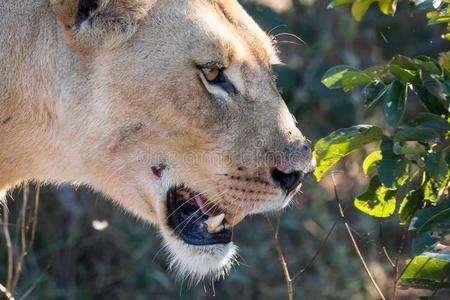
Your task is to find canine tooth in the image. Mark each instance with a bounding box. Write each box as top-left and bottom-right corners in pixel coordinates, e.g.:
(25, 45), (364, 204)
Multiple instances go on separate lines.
(211, 224), (225, 233)
(225, 212), (246, 226)
(207, 213), (225, 233)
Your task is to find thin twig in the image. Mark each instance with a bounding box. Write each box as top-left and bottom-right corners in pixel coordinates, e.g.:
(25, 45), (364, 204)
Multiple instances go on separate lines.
(379, 222), (396, 269)
(29, 184), (40, 248)
(11, 185), (29, 293)
(2, 201), (13, 291)
(292, 218), (339, 281)
(331, 173), (386, 300)
(0, 283), (15, 300)
(392, 231), (407, 300)
(263, 214), (293, 300)
(430, 265), (449, 299)
(381, 246), (396, 269)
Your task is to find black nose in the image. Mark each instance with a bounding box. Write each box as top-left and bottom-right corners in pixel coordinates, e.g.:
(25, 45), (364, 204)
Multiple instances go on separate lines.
(271, 169), (305, 192)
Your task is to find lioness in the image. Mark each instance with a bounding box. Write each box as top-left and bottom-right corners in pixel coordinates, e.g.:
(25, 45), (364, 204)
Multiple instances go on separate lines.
(0, 0), (315, 281)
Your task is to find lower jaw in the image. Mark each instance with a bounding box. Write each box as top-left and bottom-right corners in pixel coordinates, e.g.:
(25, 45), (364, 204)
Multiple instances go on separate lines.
(160, 226), (237, 281)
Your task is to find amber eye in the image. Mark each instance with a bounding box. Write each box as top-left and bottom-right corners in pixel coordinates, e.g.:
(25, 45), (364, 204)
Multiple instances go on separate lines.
(201, 67), (221, 82)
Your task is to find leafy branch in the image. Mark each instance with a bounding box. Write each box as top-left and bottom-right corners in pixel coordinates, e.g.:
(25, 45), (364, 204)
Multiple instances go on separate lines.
(316, 49), (450, 293)
(329, 0), (450, 40)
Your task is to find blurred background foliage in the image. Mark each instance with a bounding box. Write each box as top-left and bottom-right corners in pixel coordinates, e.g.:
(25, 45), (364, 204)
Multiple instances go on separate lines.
(1, 0), (449, 299)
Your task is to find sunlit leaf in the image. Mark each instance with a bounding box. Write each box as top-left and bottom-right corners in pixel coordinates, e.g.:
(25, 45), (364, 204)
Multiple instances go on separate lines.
(321, 65), (362, 89)
(313, 125), (383, 180)
(363, 150), (382, 176)
(415, 56), (443, 75)
(364, 66), (391, 81)
(399, 190), (423, 225)
(378, 0), (397, 15)
(351, 0), (377, 21)
(389, 55), (442, 75)
(341, 71), (372, 91)
(424, 180), (439, 202)
(388, 65), (422, 84)
(354, 176), (396, 218)
(401, 254), (450, 290)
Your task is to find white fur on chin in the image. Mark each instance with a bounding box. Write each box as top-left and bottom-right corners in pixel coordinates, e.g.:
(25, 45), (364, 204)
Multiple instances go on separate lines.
(160, 228), (238, 284)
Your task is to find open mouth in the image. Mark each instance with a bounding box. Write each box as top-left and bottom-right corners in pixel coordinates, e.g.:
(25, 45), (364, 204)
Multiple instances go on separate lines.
(167, 186), (245, 246)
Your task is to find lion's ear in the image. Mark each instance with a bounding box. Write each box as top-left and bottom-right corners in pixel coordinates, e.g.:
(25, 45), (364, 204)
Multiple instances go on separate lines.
(50, 0), (155, 50)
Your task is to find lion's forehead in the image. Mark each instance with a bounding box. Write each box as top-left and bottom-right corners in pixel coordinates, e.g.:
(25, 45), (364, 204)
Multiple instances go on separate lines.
(152, 0), (278, 67)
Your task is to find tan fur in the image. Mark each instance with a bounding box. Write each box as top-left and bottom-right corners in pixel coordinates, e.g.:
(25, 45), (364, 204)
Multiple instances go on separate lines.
(0, 0), (315, 280)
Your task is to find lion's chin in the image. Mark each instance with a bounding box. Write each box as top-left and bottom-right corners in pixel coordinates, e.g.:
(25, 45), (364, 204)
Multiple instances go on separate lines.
(160, 228), (237, 283)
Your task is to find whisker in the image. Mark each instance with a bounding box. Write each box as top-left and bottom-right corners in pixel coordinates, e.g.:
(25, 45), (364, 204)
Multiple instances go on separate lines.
(165, 186), (219, 222)
(274, 32), (306, 45)
(268, 24), (288, 35)
(176, 191), (227, 233)
(276, 40), (304, 47)
(170, 189), (226, 233)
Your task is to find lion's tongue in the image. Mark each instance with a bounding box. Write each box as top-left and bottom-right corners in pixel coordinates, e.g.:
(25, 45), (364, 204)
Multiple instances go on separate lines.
(193, 195), (212, 215)
(193, 194), (246, 227)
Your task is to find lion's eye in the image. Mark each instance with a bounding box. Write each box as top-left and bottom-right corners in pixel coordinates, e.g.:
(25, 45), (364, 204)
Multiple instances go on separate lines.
(199, 64), (236, 95)
(201, 67), (221, 82)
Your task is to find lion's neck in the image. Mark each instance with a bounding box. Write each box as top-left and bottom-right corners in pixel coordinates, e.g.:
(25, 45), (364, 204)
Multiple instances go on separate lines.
(0, 2), (74, 190)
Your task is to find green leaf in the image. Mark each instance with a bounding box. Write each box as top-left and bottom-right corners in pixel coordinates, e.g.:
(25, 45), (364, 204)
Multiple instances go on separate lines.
(393, 142), (426, 155)
(424, 173), (450, 203)
(388, 65), (422, 85)
(425, 152), (448, 182)
(313, 125), (383, 181)
(341, 71), (372, 91)
(351, 0), (377, 21)
(413, 113), (450, 130)
(364, 66), (391, 81)
(389, 55), (442, 75)
(321, 65), (361, 89)
(395, 126), (439, 143)
(428, 17), (450, 25)
(410, 201), (450, 231)
(399, 190), (423, 225)
(378, 139), (408, 188)
(415, 56), (443, 75)
(378, 0), (397, 15)
(383, 81), (407, 126)
(414, 208), (450, 255)
(363, 82), (389, 108)
(401, 254), (450, 290)
(413, 86), (448, 116)
(363, 150), (382, 176)
(430, 75), (450, 106)
(424, 180), (439, 203)
(354, 176), (396, 218)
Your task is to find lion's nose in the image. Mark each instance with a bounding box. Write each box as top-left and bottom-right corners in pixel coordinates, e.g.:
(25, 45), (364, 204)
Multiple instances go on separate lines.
(271, 169), (305, 192)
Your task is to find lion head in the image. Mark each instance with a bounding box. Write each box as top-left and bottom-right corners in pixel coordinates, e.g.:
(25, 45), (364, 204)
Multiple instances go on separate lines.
(37, 0), (316, 281)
